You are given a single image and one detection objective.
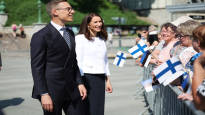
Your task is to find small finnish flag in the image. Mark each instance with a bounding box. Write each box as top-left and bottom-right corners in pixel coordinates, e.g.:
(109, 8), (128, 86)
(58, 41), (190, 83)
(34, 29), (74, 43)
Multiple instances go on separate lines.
(128, 40), (148, 58)
(163, 70), (185, 86)
(113, 51), (126, 67)
(153, 56), (184, 84)
(140, 51), (152, 68)
(141, 78), (159, 92)
(181, 72), (192, 93)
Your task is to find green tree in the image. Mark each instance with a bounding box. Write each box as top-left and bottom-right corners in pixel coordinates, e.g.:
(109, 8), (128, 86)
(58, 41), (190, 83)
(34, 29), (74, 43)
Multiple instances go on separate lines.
(74, 0), (107, 13)
(40, 0), (50, 4)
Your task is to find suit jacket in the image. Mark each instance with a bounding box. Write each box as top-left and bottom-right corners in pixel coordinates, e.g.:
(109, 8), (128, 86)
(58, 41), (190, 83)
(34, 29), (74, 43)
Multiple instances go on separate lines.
(30, 23), (83, 102)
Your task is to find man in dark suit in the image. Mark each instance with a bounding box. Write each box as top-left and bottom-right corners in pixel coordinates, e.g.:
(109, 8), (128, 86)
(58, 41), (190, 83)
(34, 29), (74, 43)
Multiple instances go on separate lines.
(30, 0), (87, 115)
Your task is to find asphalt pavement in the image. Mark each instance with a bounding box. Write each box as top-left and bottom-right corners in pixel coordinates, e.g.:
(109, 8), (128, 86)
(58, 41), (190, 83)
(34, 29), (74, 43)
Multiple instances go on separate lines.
(0, 51), (148, 115)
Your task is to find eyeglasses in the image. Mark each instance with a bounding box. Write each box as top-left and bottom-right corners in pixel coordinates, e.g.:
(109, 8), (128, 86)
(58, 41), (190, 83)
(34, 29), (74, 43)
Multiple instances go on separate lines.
(177, 34), (190, 39)
(161, 30), (174, 34)
(56, 7), (73, 12)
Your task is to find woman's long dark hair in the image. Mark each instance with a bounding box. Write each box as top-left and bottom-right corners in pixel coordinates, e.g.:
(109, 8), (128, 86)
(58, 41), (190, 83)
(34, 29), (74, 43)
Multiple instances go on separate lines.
(78, 13), (107, 41)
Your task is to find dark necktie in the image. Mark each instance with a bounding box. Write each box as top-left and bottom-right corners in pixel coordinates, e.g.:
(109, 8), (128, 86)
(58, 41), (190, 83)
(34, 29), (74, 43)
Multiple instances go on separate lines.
(61, 27), (71, 49)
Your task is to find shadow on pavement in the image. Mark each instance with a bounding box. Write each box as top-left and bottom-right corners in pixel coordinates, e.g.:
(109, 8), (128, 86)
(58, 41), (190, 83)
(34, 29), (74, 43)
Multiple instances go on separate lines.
(0, 97), (24, 115)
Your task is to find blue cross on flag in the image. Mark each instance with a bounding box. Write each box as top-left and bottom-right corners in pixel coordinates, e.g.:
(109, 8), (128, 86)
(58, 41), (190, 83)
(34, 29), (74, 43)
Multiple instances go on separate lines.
(113, 51), (126, 67)
(181, 72), (192, 93)
(140, 51), (151, 67)
(128, 40), (148, 58)
(153, 56), (184, 84)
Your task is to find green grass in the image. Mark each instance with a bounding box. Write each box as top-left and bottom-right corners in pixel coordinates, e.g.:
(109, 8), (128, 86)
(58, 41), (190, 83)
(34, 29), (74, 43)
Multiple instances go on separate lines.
(4, 0), (150, 26)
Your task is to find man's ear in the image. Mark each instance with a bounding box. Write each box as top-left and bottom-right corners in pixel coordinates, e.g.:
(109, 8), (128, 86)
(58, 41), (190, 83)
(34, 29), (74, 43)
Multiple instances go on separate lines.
(52, 8), (58, 17)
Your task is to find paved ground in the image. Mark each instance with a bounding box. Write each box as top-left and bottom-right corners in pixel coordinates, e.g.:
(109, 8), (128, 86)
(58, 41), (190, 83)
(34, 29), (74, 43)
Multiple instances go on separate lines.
(0, 51), (148, 115)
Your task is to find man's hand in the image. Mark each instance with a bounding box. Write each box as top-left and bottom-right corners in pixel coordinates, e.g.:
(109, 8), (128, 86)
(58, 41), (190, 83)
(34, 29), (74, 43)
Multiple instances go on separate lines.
(78, 84), (87, 100)
(0, 66), (2, 71)
(41, 94), (53, 112)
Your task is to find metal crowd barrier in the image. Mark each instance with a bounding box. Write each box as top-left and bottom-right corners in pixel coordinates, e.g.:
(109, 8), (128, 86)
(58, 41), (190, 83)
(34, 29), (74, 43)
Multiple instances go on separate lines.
(143, 64), (205, 115)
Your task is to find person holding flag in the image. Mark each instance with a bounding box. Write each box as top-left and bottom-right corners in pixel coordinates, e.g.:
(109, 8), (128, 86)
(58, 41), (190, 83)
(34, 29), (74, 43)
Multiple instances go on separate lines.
(173, 20), (201, 100)
(148, 23), (178, 67)
(155, 23), (178, 65)
(149, 23), (178, 85)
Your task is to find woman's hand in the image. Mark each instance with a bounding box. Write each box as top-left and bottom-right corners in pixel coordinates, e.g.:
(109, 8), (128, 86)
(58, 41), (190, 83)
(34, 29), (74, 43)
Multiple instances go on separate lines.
(106, 76), (113, 93)
(78, 84), (87, 100)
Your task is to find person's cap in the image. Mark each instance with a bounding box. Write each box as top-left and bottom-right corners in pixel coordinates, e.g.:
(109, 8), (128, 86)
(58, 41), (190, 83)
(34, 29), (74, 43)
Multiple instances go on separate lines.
(149, 31), (158, 35)
(171, 16), (193, 26)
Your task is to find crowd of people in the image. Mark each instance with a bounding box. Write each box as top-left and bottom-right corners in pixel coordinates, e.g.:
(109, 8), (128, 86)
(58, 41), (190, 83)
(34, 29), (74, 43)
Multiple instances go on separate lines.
(11, 23), (26, 38)
(5, 0), (201, 114)
(135, 16), (205, 111)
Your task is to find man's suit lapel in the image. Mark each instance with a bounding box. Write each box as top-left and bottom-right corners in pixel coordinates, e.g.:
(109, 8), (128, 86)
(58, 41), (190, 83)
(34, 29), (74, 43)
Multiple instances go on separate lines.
(47, 23), (74, 68)
(47, 23), (70, 50)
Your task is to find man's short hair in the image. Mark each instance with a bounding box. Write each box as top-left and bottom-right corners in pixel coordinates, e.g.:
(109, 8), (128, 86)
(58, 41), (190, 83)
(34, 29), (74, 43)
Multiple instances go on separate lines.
(46, 0), (67, 17)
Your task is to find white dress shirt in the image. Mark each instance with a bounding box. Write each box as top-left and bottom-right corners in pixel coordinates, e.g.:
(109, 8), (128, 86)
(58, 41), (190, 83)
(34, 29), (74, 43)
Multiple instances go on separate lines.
(50, 21), (64, 37)
(75, 34), (110, 76)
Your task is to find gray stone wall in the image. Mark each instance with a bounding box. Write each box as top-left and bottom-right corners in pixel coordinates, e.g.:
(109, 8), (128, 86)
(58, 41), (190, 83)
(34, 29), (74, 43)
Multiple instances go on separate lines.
(148, 9), (172, 25)
(0, 24), (46, 39)
(171, 0), (188, 5)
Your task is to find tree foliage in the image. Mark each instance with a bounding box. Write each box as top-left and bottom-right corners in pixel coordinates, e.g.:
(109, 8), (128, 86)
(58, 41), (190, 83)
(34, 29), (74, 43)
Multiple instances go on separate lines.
(74, 0), (107, 13)
(40, 0), (50, 4)
(4, 0), (149, 26)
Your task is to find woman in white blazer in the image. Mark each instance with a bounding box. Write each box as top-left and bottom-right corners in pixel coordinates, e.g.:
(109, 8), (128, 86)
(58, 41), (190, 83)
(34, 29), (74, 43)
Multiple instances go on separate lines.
(75, 13), (112, 115)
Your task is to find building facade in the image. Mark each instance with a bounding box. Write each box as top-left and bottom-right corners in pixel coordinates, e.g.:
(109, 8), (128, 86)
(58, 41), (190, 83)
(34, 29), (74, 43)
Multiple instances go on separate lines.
(112, 0), (205, 25)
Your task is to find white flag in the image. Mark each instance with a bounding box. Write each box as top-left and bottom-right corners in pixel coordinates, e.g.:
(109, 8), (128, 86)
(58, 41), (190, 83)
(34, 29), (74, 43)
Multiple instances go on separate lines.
(153, 56), (184, 84)
(113, 51), (126, 67)
(128, 40), (148, 58)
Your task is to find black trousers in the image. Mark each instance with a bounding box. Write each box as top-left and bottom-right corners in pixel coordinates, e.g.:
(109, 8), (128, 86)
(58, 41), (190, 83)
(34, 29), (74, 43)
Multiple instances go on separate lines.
(83, 73), (106, 115)
(41, 92), (86, 115)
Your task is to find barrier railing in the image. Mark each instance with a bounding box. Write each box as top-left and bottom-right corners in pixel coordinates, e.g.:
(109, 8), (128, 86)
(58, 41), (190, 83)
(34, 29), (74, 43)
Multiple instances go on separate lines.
(143, 64), (205, 115)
